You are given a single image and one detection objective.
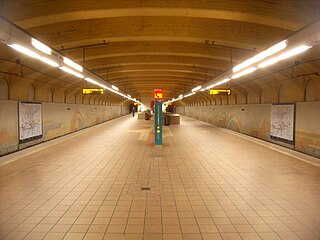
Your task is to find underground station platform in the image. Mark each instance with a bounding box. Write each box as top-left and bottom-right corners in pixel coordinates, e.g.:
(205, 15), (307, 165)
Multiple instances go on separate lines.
(1, 1), (320, 240)
(0, 115), (319, 240)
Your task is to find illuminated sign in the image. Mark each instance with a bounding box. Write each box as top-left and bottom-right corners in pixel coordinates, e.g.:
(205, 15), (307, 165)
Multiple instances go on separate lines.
(210, 89), (231, 95)
(82, 88), (104, 95)
(154, 89), (163, 99)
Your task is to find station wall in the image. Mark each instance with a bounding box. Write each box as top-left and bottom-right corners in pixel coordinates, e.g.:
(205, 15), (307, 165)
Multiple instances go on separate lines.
(177, 101), (320, 158)
(0, 100), (128, 156)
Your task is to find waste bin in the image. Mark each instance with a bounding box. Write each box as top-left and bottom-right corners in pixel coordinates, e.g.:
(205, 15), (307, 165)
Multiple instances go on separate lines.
(165, 115), (170, 126)
(145, 112), (150, 120)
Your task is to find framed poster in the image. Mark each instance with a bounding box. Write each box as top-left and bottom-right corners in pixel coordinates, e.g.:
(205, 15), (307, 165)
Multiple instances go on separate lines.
(18, 102), (43, 143)
(270, 104), (295, 144)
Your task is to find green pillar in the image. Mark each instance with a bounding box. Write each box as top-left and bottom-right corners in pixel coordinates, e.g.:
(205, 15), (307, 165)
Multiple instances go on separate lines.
(154, 100), (162, 145)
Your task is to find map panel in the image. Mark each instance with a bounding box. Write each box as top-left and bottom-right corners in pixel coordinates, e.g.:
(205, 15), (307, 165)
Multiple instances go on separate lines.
(270, 104), (294, 142)
(19, 102), (42, 142)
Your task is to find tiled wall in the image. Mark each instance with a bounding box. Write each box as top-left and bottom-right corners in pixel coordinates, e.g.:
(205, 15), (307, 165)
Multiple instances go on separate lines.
(0, 100), (127, 156)
(177, 102), (320, 158)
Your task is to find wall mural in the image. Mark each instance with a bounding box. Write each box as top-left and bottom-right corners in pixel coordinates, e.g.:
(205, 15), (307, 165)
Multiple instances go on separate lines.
(0, 100), (124, 156)
(178, 102), (320, 158)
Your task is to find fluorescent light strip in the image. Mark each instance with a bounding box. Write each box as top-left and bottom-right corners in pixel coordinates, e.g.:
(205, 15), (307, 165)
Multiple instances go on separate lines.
(184, 92), (196, 98)
(215, 78), (231, 86)
(277, 45), (311, 60)
(257, 57), (280, 68)
(60, 66), (84, 78)
(31, 38), (52, 55)
(63, 57), (83, 72)
(192, 85), (202, 92)
(205, 84), (215, 90)
(112, 85), (119, 91)
(8, 44), (40, 58)
(258, 45), (312, 68)
(84, 77), (99, 85)
(233, 40), (287, 73)
(8, 43), (139, 103)
(231, 67), (257, 79)
(39, 57), (59, 67)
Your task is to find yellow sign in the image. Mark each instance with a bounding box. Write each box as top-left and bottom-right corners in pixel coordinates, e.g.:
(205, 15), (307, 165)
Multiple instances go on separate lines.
(154, 92), (163, 99)
(210, 89), (231, 95)
(82, 88), (104, 95)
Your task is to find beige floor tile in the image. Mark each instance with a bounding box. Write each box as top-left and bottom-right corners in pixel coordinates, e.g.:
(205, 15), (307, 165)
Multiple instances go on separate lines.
(183, 234), (203, 240)
(199, 224), (219, 233)
(163, 225), (181, 233)
(181, 225), (200, 234)
(3, 231), (28, 240)
(102, 233), (123, 240)
(32, 223), (54, 232)
(220, 233), (242, 240)
(106, 225), (126, 234)
(63, 232), (86, 240)
(202, 233), (222, 240)
(50, 224), (72, 233)
(125, 225), (143, 233)
(43, 232), (65, 240)
(258, 232), (282, 240)
(179, 217), (197, 225)
(240, 232), (263, 240)
(23, 232), (47, 240)
(217, 224), (237, 233)
(163, 233), (183, 240)
(162, 217), (180, 226)
(87, 224), (108, 233)
(83, 233), (104, 240)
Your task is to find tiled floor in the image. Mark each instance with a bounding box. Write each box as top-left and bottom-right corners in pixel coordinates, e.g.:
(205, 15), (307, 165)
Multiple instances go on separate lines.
(0, 115), (319, 240)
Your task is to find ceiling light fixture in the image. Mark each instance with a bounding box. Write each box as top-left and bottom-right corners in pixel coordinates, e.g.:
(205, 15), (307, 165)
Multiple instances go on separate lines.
(192, 86), (202, 92)
(231, 67), (257, 79)
(233, 40), (287, 73)
(39, 57), (59, 67)
(258, 45), (312, 68)
(112, 85), (119, 91)
(277, 45), (311, 61)
(84, 77), (99, 85)
(60, 66), (84, 78)
(8, 44), (40, 59)
(31, 38), (52, 55)
(184, 92), (196, 98)
(63, 57), (83, 72)
(215, 78), (231, 86)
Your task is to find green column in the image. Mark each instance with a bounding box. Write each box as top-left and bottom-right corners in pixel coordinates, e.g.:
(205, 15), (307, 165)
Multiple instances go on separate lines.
(154, 100), (162, 145)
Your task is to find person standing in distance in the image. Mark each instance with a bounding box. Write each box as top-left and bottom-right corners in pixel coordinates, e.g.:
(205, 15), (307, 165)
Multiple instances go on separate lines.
(132, 106), (136, 117)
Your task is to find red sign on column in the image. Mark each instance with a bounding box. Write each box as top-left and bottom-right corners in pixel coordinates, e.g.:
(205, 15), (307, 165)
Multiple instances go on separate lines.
(154, 89), (163, 100)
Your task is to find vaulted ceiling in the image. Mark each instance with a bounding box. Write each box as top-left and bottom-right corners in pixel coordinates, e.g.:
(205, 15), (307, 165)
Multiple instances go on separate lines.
(1, 0), (320, 102)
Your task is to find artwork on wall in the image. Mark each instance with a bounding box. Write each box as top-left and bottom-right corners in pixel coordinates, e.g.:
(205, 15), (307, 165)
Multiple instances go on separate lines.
(270, 104), (295, 144)
(18, 102), (43, 143)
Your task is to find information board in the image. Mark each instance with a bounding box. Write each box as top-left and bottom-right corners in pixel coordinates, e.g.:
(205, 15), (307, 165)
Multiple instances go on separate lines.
(19, 102), (43, 143)
(270, 104), (295, 144)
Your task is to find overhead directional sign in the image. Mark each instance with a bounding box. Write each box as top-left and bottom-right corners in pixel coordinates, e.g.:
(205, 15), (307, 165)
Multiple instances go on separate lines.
(82, 88), (105, 95)
(210, 89), (231, 95)
(154, 89), (163, 99)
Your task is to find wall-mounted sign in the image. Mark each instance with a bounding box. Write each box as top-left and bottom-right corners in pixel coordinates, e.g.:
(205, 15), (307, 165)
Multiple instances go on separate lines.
(18, 102), (43, 143)
(210, 89), (231, 95)
(82, 88), (104, 95)
(154, 89), (163, 100)
(270, 104), (295, 144)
